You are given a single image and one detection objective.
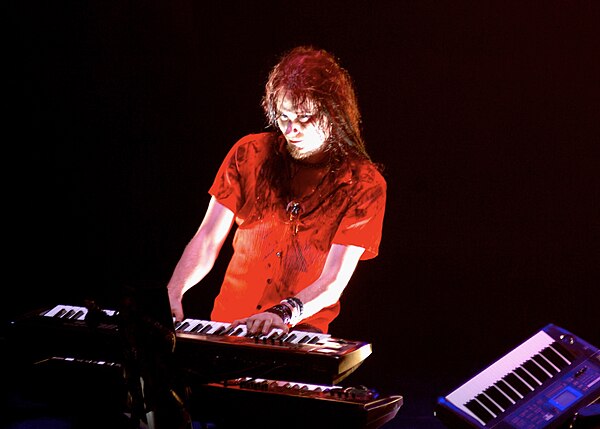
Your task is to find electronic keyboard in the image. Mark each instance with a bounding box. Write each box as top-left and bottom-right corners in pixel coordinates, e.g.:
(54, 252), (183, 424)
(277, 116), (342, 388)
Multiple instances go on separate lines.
(436, 324), (600, 428)
(7, 303), (373, 384)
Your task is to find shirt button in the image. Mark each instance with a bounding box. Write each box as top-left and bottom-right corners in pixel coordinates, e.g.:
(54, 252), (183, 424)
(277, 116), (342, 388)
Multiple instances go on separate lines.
(276, 251), (282, 257)
(266, 278), (272, 284)
(256, 305), (262, 310)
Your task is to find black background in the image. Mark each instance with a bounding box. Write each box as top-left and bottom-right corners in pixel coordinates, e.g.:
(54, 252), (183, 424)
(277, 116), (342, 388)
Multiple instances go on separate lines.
(8, 1), (600, 426)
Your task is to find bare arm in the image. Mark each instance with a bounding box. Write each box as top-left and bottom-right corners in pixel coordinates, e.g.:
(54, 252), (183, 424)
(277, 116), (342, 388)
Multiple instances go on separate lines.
(167, 196), (235, 321)
(295, 243), (365, 317)
(238, 243), (365, 335)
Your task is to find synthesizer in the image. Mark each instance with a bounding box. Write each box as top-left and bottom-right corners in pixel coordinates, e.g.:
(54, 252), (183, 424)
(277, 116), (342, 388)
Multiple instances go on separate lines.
(6, 303), (373, 385)
(9, 355), (401, 429)
(189, 376), (403, 429)
(435, 324), (600, 429)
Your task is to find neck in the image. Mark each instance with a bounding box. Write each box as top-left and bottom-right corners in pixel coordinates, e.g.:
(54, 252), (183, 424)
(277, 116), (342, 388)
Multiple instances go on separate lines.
(290, 152), (331, 169)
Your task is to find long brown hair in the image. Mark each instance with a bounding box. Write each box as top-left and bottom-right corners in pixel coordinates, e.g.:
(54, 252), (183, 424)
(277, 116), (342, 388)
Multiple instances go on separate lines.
(256, 46), (375, 213)
(262, 46), (370, 161)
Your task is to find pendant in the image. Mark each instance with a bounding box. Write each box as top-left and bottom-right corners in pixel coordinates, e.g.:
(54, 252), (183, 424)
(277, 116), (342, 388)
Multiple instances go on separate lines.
(286, 201), (303, 221)
(285, 201), (304, 235)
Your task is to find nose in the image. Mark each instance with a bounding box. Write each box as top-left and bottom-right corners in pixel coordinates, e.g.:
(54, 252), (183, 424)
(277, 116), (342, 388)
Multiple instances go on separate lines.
(285, 120), (300, 135)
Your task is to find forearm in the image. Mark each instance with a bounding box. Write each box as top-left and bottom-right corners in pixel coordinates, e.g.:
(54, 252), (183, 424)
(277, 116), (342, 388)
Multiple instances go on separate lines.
(166, 237), (219, 298)
(295, 276), (346, 320)
(295, 244), (365, 321)
(167, 197), (235, 299)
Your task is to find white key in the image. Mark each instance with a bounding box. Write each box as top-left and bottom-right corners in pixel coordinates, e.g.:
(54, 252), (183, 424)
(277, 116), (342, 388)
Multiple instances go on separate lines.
(43, 304), (87, 320)
(176, 318), (331, 344)
(446, 331), (555, 423)
(42, 304), (116, 320)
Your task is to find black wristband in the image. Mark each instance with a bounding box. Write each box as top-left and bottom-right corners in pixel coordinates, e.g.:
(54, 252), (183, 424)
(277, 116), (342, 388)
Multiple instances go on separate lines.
(264, 304), (291, 325)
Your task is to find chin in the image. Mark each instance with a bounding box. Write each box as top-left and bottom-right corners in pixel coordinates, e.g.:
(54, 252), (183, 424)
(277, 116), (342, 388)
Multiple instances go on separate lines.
(286, 144), (323, 162)
(286, 145), (306, 160)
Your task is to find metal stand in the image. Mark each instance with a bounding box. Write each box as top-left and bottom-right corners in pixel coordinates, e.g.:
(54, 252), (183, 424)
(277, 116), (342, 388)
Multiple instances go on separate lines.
(119, 285), (193, 429)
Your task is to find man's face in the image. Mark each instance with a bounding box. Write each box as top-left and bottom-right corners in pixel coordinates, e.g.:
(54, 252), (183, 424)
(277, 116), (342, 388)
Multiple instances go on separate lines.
(276, 94), (330, 161)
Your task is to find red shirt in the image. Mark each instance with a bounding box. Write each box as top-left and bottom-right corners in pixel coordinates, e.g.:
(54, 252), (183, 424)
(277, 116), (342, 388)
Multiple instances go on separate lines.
(209, 132), (386, 333)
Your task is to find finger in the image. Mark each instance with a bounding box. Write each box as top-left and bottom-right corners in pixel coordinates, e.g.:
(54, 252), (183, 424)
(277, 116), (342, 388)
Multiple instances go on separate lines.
(230, 318), (246, 329)
(246, 318), (259, 335)
(261, 319), (273, 335)
(171, 311), (182, 324)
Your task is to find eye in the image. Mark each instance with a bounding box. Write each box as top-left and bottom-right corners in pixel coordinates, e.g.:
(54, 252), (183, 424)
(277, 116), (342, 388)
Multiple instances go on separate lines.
(298, 114), (312, 123)
(278, 113), (290, 123)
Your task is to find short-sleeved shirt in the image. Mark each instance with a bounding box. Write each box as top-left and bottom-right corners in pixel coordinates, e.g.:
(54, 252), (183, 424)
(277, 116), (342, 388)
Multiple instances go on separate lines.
(209, 132), (386, 333)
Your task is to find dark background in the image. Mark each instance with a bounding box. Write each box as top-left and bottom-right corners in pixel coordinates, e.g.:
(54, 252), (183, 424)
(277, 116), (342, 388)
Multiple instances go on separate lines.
(7, 1), (599, 427)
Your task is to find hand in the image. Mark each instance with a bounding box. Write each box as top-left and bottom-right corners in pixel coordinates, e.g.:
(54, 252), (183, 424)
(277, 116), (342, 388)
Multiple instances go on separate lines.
(168, 288), (185, 323)
(231, 312), (289, 336)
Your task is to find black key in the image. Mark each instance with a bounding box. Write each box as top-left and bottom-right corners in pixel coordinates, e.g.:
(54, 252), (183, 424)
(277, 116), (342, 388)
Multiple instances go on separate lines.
(199, 324), (212, 333)
(62, 310), (75, 319)
(476, 393), (503, 416)
(212, 326), (226, 335)
(307, 335), (320, 344)
(532, 355), (556, 378)
(496, 380), (522, 401)
(191, 323), (206, 332)
(267, 331), (283, 341)
(534, 351), (560, 374)
(514, 367), (537, 388)
(504, 372), (532, 396)
(551, 342), (575, 363)
(485, 385), (513, 410)
(230, 327), (245, 336)
(523, 359), (549, 383)
(72, 310), (85, 320)
(297, 335), (311, 344)
(283, 333), (297, 343)
(221, 326), (236, 335)
(465, 399), (495, 424)
(541, 346), (569, 369)
(175, 321), (190, 331)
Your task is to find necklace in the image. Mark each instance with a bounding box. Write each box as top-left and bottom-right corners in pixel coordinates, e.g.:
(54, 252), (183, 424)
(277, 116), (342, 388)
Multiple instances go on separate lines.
(285, 162), (331, 235)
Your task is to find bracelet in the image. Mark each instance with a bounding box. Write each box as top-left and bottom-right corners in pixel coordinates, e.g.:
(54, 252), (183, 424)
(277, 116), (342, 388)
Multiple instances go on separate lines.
(264, 304), (292, 325)
(280, 297), (304, 326)
(286, 297), (304, 315)
(264, 297), (305, 326)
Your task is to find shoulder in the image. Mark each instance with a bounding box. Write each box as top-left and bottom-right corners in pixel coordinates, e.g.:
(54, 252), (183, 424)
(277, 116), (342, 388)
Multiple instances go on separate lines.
(347, 157), (387, 191)
(228, 132), (278, 163)
(232, 132), (277, 152)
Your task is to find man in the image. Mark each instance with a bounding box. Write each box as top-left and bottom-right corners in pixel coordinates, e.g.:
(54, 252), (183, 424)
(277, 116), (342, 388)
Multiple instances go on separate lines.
(167, 46), (386, 336)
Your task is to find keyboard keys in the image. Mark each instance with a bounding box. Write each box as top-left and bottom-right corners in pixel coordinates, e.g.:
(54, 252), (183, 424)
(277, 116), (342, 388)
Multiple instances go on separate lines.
(484, 385), (513, 410)
(504, 372), (532, 396)
(475, 392), (503, 416)
(523, 359), (550, 383)
(446, 333), (579, 426)
(174, 318), (331, 345)
(514, 366), (538, 388)
(496, 379), (522, 402)
(465, 399), (495, 423)
(547, 343), (574, 366)
(533, 352), (559, 375)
